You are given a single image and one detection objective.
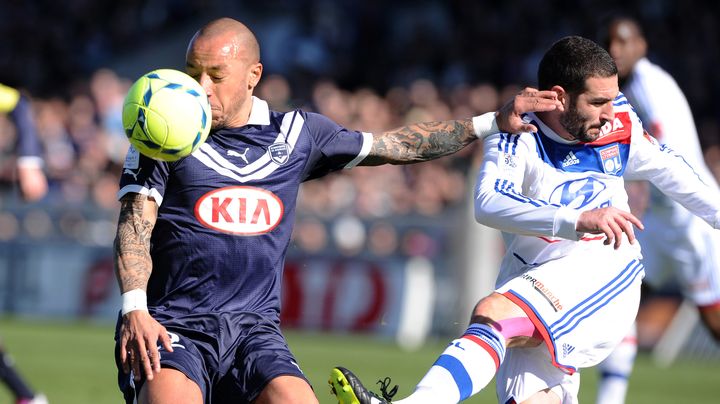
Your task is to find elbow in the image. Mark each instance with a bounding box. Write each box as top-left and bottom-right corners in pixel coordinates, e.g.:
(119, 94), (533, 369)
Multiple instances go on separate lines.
(473, 190), (494, 225)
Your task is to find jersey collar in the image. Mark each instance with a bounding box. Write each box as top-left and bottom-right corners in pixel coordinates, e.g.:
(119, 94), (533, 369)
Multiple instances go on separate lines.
(247, 96), (271, 126)
(526, 112), (579, 145)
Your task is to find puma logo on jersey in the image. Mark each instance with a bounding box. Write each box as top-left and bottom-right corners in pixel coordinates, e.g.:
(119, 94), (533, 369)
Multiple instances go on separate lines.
(123, 167), (141, 181)
(227, 148), (250, 164)
(561, 151), (580, 167)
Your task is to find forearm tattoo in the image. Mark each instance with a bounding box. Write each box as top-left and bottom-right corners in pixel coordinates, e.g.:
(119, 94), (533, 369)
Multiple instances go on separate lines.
(114, 194), (155, 292)
(362, 119), (475, 165)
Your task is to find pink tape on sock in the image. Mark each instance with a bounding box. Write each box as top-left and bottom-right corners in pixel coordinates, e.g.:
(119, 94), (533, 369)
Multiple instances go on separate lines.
(493, 317), (541, 339)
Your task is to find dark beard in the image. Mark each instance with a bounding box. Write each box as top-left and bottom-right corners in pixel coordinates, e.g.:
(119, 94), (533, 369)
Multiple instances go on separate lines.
(559, 103), (602, 143)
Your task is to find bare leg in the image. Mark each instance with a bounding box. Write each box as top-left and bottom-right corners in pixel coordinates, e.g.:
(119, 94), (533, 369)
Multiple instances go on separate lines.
(253, 375), (319, 404)
(139, 367), (202, 404)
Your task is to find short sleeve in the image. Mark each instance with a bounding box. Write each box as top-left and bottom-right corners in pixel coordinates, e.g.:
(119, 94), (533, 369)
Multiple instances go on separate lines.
(117, 146), (170, 205)
(302, 112), (371, 180)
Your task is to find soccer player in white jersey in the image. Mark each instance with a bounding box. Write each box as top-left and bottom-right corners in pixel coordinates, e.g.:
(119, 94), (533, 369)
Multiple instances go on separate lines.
(330, 35), (720, 404)
(595, 17), (720, 404)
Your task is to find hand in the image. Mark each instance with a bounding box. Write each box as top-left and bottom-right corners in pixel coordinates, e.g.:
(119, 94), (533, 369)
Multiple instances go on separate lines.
(576, 207), (644, 250)
(496, 87), (564, 133)
(17, 165), (47, 202)
(119, 310), (174, 381)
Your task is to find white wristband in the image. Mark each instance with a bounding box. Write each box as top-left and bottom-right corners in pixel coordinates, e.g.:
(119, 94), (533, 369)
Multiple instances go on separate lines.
(472, 112), (500, 139)
(121, 289), (148, 315)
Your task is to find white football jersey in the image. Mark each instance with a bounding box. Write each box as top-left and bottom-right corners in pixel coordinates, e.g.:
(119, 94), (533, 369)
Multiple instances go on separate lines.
(475, 93), (720, 279)
(622, 57), (720, 303)
(473, 93), (720, 376)
(623, 57), (718, 208)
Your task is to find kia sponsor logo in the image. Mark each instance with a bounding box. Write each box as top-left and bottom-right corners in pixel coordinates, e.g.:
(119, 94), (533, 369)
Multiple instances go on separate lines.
(194, 186), (284, 235)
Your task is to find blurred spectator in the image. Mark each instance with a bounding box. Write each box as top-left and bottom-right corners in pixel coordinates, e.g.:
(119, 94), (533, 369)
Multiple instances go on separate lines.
(0, 1), (718, 258)
(0, 82), (50, 404)
(0, 83), (47, 202)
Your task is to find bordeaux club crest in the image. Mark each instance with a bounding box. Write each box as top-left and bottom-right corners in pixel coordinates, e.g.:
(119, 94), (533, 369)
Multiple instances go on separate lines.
(267, 143), (290, 165)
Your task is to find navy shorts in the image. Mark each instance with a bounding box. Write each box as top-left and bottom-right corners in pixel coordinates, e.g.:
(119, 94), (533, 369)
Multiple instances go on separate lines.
(114, 310), (309, 403)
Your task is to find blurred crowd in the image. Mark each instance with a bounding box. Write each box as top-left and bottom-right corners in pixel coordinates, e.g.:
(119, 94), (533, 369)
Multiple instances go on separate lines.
(1, 0), (720, 255)
(0, 68), (505, 254)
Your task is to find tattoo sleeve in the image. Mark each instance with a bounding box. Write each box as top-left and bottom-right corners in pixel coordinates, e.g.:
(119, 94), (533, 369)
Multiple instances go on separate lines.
(114, 193), (158, 293)
(360, 118), (476, 166)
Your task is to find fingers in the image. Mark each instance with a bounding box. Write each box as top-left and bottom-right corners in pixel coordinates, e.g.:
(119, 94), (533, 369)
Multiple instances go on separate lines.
(147, 346), (161, 375)
(578, 207), (643, 249)
(617, 214), (637, 246)
(599, 222), (615, 248)
(120, 340), (130, 374)
(153, 331), (174, 374)
(521, 124), (538, 133)
(140, 342), (156, 380)
(515, 88), (563, 113)
(120, 314), (166, 381)
(622, 211), (644, 230)
(606, 219), (624, 249)
(520, 88), (556, 98)
(132, 340), (145, 380)
(159, 330), (175, 353)
(605, 209), (645, 249)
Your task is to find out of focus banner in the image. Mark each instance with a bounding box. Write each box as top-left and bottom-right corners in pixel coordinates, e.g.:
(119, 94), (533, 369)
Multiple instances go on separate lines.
(0, 230), (454, 349)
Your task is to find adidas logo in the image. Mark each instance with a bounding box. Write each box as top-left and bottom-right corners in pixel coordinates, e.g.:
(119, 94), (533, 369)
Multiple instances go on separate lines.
(561, 151), (580, 167)
(562, 343), (575, 357)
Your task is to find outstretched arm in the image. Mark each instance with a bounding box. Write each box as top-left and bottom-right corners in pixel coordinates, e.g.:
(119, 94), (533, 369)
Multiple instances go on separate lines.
(359, 88), (561, 166)
(9, 94), (48, 201)
(114, 193), (172, 381)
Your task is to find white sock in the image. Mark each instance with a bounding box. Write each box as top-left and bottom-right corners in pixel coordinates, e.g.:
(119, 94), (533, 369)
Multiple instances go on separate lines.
(396, 324), (506, 404)
(596, 325), (637, 404)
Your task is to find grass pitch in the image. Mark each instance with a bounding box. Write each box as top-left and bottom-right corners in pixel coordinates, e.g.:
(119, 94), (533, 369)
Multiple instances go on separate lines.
(0, 318), (717, 403)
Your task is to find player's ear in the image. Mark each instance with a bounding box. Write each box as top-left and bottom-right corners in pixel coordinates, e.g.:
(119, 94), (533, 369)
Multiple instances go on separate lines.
(248, 62), (263, 90)
(551, 85), (568, 108)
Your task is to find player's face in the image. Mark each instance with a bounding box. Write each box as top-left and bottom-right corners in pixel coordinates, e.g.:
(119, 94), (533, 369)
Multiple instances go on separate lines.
(559, 75), (618, 143)
(607, 22), (646, 79)
(186, 33), (262, 129)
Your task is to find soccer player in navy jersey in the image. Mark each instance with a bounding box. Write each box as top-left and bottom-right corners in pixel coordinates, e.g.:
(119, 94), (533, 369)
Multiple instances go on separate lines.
(113, 17), (561, 404)
(0, 83), (48, 404)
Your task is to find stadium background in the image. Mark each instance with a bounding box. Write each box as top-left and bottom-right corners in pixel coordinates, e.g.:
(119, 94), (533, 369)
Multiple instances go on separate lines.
(0, 0), (719, 402)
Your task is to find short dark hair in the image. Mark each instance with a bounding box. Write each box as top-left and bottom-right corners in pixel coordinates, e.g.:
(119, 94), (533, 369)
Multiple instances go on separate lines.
(538, 36), (617, 94)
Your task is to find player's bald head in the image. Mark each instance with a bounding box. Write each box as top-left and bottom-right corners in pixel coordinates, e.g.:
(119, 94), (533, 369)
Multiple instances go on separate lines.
(188, 17), (260, 63)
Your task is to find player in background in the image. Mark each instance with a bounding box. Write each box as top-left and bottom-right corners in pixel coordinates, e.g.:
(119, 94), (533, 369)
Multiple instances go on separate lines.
(595, 16), (720, 404)
(0, 83), (47, 202)
(0, 83), (49, 404)
(330, 35), (720, 404)
(113, 17), (561, 404)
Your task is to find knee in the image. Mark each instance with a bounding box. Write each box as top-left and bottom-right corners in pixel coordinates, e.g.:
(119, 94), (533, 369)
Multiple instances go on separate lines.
(519, 389), (562, 404)
(254, 376), (318, 404)
(699, 306), (720, 342)
(469, 293), (525, 324)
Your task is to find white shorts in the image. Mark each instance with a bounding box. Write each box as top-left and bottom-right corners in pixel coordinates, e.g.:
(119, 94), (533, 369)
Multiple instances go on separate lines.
(639, 208), (720, 306)
(496, 344), (580, 404)
(495, 241), (644, 373)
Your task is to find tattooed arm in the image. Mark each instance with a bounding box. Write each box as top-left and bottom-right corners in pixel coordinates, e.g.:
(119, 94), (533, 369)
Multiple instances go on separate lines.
(114, 192), (171, 381)
(359, 88), (563, 166)
(360, 119), (476, 166)
(114, 193), (157, 292)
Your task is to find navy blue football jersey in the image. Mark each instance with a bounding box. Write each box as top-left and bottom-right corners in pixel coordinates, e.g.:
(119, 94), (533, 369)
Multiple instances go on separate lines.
(118, 97), (371, 319)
